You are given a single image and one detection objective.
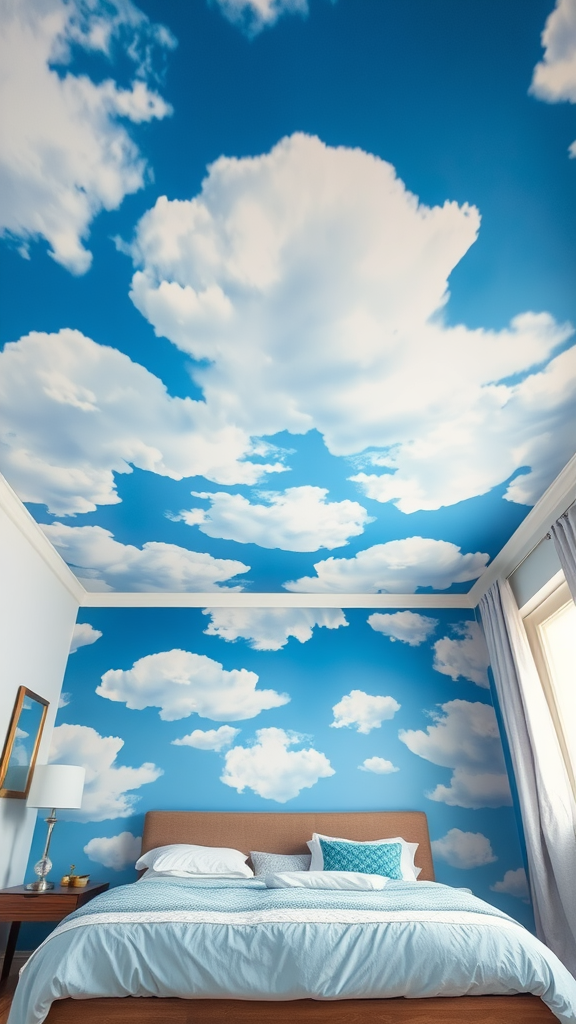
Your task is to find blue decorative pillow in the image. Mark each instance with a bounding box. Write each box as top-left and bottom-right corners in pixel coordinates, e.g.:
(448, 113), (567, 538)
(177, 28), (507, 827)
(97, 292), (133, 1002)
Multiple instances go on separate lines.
(319, 839), (403, 879)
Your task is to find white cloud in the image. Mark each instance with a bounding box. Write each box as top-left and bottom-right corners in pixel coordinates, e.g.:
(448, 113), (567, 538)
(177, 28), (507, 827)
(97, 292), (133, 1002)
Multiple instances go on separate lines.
(428, 768), (513, 809)
(84, 831), (142, 871)
(171, 725), (240, 751)
(284, 538), (488, 593)
(221, 727), (334, 802)
(70, 622), (102, 653)
(491, 868), (530, 902)
(0, 329), (284, 515)
(367, 610), (438, 646)
(42, 523), (249, 592)
(97, 648), (289, 722)
(431, 828), (497, 869)
(129, 132), (576, 515)
(202, 607), (348, 651)
(433, 621), (490, 688)
(12, 729), (29, 766)
(49, 723), (162, 821)
(0, 0), (174, 273)
(531, 0), (576, 101)
(179, 486), (371, 552)
(213, 0), (307, 35)
(58, 692), (71, 708)
(331, 689), (400, 735)
(530, 0), (576, 155)
(347, 337), (576, 512)
(359, 756), (399, 774)
(399, 699), (512, 809)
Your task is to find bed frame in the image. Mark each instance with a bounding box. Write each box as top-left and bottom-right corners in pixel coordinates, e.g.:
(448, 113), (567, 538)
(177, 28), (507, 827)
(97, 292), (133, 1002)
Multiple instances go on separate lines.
(44, 810), (555, 1023)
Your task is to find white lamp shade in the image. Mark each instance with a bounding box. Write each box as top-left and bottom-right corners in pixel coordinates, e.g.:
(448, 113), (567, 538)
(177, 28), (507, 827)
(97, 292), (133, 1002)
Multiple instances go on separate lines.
(27, 764), (85, 809)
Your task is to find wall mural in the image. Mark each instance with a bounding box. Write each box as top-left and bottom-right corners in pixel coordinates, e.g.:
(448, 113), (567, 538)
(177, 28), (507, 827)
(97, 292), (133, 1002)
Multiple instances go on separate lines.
(1, 0), (575, 594)
(22, 606), (533, 948)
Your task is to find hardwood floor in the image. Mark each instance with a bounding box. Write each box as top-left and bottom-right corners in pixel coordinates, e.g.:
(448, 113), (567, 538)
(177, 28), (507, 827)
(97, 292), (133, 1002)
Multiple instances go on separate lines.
(0, 976), (17, 1024)
(0, 953), (30, 1024)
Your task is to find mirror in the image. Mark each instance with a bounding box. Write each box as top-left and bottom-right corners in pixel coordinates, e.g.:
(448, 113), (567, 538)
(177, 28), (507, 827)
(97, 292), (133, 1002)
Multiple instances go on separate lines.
(0, 687), (49, 798)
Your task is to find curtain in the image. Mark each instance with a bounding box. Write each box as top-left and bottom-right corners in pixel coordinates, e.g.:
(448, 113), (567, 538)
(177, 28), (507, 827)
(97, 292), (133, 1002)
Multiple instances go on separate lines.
(479, 579), (576, 975)
(551, 504), (576, 603)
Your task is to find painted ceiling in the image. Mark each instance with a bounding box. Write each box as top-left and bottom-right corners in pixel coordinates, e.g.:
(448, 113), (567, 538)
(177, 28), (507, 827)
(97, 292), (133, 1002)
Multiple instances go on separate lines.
(0, 0), (575, 595)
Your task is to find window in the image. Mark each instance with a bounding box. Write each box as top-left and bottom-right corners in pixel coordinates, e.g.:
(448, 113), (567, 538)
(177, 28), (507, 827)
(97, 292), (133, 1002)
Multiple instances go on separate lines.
(523, 580), (576, 798)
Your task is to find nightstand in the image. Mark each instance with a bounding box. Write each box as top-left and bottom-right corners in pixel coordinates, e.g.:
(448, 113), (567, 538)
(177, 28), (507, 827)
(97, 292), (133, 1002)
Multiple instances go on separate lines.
(0, 881), (109, 984)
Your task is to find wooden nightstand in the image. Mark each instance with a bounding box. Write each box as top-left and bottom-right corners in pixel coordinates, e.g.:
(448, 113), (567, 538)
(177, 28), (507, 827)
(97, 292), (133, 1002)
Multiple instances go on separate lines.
(0, 881), (109, 985)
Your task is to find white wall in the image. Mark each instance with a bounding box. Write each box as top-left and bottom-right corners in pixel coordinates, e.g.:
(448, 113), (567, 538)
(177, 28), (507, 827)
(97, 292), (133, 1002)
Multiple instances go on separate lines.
(0, 495), (80, 896)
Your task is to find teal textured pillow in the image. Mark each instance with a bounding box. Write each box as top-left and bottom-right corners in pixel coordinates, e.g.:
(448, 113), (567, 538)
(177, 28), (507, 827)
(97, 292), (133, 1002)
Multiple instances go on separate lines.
(319, 838), (403, 879)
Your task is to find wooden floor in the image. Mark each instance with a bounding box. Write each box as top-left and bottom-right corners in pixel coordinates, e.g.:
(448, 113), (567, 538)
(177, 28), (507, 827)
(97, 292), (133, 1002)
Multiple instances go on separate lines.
(0, 952), (31, 1024)
(0, 976), (18, 1024)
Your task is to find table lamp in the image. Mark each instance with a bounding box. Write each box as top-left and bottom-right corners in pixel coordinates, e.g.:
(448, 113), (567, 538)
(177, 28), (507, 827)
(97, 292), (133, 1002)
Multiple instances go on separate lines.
(26, 764), (85, 891)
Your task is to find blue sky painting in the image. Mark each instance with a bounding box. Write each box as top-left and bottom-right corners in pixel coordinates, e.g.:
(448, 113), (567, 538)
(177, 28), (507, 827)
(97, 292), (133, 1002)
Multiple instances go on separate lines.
(0, 0), (575, 593)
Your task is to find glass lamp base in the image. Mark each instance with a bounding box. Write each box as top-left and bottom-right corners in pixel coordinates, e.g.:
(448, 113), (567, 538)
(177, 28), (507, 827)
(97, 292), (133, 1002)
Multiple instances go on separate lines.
(27, 853), (54, 891)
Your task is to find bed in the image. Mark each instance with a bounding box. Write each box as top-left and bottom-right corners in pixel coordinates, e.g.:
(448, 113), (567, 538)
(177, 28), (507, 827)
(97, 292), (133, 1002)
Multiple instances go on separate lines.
(9, 810), (576, 1023)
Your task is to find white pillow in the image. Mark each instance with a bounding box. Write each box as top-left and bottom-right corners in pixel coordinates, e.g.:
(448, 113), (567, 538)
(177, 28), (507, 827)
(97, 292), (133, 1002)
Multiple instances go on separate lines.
(264, 870), (387, 890)
(135, 843), (254, 878)
(306, 833), (421, 881)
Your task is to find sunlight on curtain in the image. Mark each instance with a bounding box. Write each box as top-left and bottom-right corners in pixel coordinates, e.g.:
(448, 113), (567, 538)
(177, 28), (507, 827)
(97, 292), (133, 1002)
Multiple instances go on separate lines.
(538, 599), (576, 770)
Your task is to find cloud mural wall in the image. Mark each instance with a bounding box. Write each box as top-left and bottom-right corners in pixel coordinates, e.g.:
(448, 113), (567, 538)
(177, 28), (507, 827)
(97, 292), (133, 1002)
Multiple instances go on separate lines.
(23, 604), (533, 951)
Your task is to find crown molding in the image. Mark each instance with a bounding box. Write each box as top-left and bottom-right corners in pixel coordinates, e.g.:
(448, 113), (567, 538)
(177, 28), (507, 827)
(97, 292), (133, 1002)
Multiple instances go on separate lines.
(0, 474), (84, 603)
(81, 591), (473, 609)
(467, 452), (576, 607)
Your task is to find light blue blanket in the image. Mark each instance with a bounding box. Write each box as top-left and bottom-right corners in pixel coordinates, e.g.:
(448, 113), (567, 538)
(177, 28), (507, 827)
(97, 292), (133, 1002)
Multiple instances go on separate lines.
(65, 876), (518, 919)
(9, 878), (576, 1023)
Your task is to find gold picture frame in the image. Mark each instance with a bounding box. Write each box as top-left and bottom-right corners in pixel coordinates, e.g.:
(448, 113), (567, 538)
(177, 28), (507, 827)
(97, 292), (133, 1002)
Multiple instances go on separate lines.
(0, 686), (49, 799)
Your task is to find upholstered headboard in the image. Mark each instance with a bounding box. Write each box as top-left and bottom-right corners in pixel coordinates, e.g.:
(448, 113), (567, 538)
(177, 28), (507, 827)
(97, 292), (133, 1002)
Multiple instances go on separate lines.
(141, 810), (435, 881)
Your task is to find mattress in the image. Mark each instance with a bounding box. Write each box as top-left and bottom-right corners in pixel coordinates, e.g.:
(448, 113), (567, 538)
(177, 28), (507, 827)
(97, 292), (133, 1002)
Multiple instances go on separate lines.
(9, 877), (576, 1024)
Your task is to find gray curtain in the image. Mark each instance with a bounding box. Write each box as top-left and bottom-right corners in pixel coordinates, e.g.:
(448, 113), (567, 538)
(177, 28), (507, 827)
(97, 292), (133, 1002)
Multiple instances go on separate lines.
(551, 504), (576, 604)
(479, 579), (576, 975)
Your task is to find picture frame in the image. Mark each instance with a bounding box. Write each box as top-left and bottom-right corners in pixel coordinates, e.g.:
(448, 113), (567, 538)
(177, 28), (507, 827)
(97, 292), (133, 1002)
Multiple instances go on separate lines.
(0, 686), (49, 799)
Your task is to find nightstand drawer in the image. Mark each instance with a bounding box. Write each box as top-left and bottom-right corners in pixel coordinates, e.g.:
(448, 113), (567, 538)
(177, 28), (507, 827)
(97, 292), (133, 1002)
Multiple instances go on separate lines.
(0, 893), (80, 921)
(0, 881), (109, 923)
